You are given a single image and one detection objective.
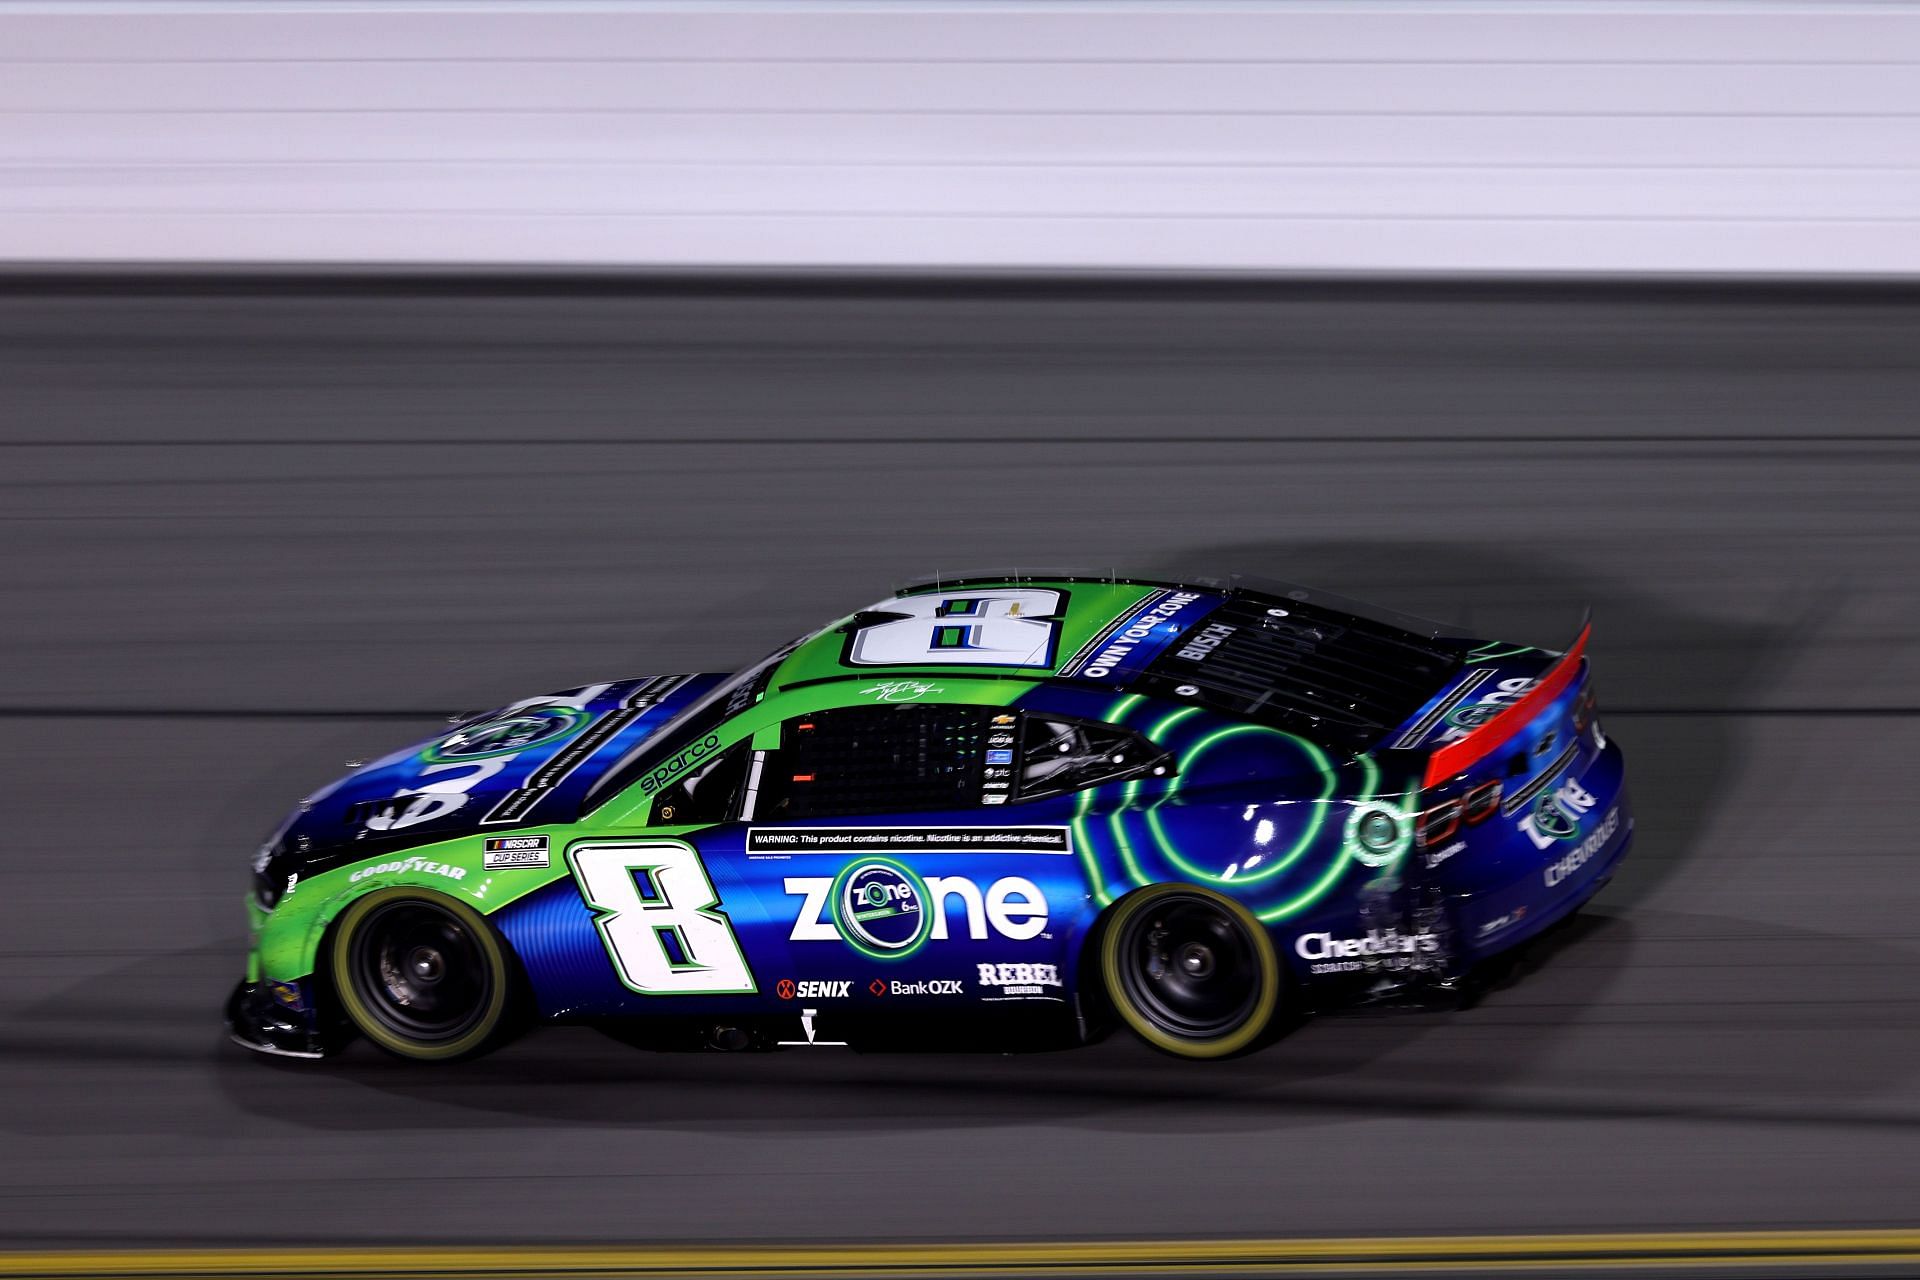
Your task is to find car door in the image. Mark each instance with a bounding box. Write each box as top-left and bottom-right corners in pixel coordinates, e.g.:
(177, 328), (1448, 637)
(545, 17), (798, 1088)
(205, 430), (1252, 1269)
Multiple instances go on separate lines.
(656, 697), (1082, 1018)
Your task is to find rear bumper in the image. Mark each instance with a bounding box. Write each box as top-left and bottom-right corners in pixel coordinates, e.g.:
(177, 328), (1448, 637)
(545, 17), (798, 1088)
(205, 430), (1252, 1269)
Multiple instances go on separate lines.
(225, 978), (339, 1059)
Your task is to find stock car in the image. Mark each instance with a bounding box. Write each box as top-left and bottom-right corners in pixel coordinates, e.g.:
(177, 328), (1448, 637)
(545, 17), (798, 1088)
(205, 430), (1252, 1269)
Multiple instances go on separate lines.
(229, 574), (1631, 1062)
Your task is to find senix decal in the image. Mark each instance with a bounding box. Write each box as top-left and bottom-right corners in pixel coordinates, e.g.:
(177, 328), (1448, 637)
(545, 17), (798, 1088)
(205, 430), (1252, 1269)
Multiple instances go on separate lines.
(845, 589), (1065, 668)
(1066, 590), (1218, 680)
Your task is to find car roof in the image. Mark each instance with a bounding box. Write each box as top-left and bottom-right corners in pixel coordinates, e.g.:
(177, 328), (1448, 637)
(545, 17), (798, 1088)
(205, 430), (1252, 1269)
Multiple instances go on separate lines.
(763, 574), (1473, 753)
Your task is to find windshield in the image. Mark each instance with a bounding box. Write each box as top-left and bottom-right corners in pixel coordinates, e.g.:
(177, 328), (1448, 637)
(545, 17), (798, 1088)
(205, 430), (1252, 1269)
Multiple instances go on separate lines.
(580, 636), (802, 814)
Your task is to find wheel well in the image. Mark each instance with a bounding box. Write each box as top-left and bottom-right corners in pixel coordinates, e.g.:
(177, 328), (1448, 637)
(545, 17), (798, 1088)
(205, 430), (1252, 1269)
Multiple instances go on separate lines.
(1074, 886), (1155, 1030)
(308, 911), (351, 1043)
(1080, 882), (1298, 1048)
(309, 887), (532, 1041)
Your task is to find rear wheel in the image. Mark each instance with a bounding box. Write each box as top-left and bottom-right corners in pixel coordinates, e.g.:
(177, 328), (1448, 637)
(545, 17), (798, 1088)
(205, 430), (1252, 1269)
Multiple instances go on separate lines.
(331, 889), (518, 1061)
(1100, 884), (1280, 1059)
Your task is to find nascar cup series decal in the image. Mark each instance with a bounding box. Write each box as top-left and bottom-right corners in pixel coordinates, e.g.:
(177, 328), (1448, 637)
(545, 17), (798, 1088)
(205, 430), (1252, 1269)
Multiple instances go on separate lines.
(482, 834), (550, 869)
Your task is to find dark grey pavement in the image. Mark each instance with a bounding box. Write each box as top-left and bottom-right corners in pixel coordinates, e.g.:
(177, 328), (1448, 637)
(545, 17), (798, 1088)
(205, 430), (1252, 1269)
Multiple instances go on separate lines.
(0, 278), (1916, 1247)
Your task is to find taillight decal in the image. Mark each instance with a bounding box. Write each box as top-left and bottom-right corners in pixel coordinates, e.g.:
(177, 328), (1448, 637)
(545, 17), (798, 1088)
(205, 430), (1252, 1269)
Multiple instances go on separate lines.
(1462, 780), (1502, 824)
(1416, 800), (1462, 849)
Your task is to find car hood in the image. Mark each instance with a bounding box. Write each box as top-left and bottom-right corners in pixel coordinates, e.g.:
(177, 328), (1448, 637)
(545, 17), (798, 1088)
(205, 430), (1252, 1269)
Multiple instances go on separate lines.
(269, 673), (724, 868)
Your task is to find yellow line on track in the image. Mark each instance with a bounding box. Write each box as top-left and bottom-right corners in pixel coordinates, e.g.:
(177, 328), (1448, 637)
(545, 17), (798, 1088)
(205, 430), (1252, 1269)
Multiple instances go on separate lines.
(5, 1232), (1920, 1278)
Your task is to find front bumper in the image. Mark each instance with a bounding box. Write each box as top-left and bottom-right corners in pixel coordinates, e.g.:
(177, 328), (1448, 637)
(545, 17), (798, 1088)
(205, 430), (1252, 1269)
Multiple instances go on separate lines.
(225, 979), (340, 1059)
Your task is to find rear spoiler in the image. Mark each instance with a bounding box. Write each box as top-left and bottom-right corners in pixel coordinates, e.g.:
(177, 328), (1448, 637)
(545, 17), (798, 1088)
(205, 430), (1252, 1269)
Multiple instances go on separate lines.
(1422, 614), (1592, 789)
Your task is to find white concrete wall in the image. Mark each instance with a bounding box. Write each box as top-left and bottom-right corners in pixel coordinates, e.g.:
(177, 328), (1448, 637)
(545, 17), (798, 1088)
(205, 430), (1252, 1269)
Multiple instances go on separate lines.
(3, 3), (1919, 273)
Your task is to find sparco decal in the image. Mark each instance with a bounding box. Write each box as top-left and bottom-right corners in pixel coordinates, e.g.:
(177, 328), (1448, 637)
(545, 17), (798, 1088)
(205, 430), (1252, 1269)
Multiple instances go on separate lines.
(638, 732), (724, 796)
(1543, 805), (1621, 886)
(1293, 928), (1440, 976)
(786, 871), (1049, 951)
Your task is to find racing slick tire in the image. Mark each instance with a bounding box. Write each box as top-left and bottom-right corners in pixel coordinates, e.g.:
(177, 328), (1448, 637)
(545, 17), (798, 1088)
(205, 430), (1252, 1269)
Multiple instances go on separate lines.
(330, 888), (521, 1061)
(1100, 884), (1281, 1060)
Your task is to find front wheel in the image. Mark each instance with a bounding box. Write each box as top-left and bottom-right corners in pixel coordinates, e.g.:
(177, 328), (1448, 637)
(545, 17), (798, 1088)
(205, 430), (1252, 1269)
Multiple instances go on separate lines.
(331, 889), (520, 1061)
(1099, 884), (1281, 1059)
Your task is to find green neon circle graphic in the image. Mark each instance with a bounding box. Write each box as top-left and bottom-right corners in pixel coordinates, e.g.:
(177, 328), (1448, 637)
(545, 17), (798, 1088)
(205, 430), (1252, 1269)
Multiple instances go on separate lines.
(1255, 839), (1366, 923)
(1071, 784), (1114, 908)
(1141, 726), (1337, 885)
(828, 856), (935, 962)
(1087, 694), (1428, 925)
(1092, 696), (1348, 917)
(1345, 800), (1414, 869)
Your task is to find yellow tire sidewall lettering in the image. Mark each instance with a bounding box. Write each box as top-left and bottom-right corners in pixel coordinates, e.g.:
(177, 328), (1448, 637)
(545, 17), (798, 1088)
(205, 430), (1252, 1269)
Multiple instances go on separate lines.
(1099, 883), (1280, 1060)
(331, 887), (513, 1061)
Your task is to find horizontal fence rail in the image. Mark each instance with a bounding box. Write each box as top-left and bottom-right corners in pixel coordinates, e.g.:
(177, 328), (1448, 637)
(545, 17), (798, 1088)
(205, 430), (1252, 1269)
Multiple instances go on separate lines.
(3, 3), (1920, 272)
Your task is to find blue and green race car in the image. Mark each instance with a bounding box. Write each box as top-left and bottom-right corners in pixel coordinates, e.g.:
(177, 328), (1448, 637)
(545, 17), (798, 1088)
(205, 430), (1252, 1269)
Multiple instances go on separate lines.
(230, 573), (1631, 1062)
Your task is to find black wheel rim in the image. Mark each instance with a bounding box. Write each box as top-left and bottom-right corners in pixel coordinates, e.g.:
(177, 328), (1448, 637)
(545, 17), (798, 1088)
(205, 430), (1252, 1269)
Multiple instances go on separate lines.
(348, 901), (493, 1045)
(1116, 893), (1262, 1040)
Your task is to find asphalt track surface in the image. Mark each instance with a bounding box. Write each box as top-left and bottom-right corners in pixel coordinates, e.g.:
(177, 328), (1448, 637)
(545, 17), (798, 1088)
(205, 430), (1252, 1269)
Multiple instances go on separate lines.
(1, 275), (1918, 1259)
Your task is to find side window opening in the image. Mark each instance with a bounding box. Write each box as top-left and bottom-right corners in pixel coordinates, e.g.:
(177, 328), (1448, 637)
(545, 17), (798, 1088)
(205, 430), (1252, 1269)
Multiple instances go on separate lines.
(649, 741), (753, 827)
(760, 703), (991, 820)
(1018, 714), (1172, 802)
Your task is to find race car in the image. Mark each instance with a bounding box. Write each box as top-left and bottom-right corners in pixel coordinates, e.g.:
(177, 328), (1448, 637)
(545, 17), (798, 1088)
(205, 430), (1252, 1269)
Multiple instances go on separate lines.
(229, 573), (1631, 1062)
